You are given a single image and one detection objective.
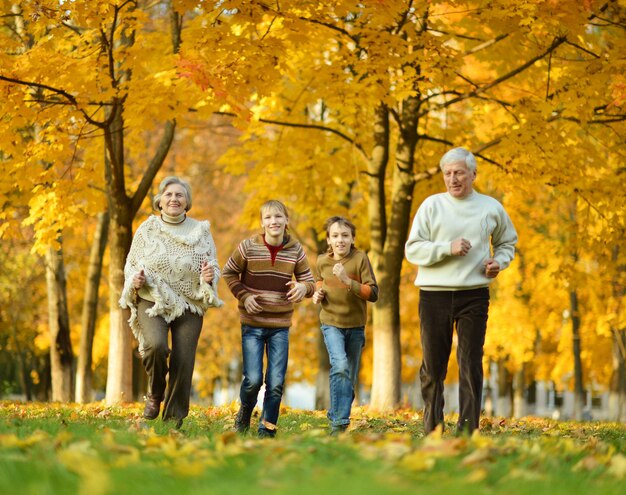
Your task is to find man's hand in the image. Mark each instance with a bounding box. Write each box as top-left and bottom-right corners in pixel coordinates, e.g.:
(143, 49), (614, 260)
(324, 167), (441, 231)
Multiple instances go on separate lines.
(484, 258), (501, 278)
(451, 238), (472, 256)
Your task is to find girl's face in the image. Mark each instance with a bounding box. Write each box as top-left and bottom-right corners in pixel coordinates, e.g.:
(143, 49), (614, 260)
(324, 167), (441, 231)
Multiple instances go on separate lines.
(261, 206), (288, 242)
(159, 184), (188, 216)
(327, 222), (354, 260)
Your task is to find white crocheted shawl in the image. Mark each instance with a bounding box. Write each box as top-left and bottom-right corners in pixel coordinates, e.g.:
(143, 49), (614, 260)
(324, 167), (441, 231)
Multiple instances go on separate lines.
(119, 215), (223, 355)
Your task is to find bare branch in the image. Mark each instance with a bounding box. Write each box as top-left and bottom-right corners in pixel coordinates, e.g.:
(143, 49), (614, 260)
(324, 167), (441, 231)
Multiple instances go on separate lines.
(464, 33), (508, 55)
(0, 75), (107, 127)
(215, 111), (369, 161)
(429, 36), (567, 115)
(131, 120), (176, 215)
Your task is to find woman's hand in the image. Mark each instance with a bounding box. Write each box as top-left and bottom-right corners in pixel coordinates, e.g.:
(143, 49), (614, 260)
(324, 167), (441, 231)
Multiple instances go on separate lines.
(132, 269), (146, 289)
(201, 261), (215, 284)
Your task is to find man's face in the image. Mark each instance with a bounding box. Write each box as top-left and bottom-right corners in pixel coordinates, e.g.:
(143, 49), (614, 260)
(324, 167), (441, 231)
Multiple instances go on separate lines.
(443, 160), (476, 199)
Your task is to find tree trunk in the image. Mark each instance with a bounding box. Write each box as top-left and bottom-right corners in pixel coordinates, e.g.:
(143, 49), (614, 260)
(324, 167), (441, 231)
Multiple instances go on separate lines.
(10, 319), (32, 401)
(103, 3), (179, 405)
(76, 211), (109, 403)
(609, 245), (625, 421)
(570, 289), (585, 420)
(610, 328), (626, 421)
(513, 367), (525, 418)
(369, 96), (423, 410)
(104, 102), (135, 404)
(45, 243), (74, 402)
(496, 360), (513, 418)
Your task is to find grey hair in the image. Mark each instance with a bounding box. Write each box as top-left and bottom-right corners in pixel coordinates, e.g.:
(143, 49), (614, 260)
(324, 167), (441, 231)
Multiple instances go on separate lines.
(439, 147), (477, 173)
(153, 176), (193, 212)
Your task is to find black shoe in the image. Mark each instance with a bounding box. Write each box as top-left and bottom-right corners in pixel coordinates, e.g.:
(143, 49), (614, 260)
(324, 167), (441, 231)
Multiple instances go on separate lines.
(235, 405), (253, 433)
(330, 424), (349, 436)
(258, 428), (276, 439)
(142, 397), (161, 420)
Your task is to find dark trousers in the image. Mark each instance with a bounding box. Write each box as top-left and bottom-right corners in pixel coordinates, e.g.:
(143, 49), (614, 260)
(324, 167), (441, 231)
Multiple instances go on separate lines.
(136, 298), (203, 422)
(418, 288), (490, 434)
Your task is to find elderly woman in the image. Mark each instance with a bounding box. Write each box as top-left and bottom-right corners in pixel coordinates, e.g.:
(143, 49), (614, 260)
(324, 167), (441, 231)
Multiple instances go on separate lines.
(119, 176), (222, 428)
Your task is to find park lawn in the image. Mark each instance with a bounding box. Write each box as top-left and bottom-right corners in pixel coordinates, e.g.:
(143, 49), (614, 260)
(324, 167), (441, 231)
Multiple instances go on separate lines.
(0, 402), (624, 495)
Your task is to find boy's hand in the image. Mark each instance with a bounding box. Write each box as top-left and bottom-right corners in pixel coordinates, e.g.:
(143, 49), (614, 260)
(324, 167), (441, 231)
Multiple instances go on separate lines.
(332, 263), (351, 285)
(286, 281), (307, 302)
(243, 295), (263, 314)
(312, 288), (325, 304)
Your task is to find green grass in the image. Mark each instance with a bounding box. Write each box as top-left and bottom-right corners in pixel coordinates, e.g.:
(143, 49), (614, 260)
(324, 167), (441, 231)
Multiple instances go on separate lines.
(0, 402), (624, 495)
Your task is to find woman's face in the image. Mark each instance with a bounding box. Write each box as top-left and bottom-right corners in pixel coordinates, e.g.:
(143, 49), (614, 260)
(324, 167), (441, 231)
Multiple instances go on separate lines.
(159, 183), (188, 216)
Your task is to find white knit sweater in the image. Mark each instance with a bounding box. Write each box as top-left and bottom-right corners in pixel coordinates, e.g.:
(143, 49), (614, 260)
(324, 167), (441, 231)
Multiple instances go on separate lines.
(405, 191), (517, 290)
(119, 215), (223, 354)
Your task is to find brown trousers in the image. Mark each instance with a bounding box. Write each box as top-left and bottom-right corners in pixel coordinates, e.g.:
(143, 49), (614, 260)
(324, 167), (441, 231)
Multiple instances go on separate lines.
(136, 298), (203, 421)
(418, 288), (490, 435)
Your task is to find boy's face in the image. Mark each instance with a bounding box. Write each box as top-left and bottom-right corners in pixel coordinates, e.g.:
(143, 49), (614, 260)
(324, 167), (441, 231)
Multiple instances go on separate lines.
(261, 207), (288, 241)
(327, 222), (354, 259)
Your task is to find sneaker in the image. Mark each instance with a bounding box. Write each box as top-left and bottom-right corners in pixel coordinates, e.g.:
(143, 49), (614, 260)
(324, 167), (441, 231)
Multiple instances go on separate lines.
(258, 428), (276, 439)
(234, 405), (253, 433)
(330, 424), (349, 436)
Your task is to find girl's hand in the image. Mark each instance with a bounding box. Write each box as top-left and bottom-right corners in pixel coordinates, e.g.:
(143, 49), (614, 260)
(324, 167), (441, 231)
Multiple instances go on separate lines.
(132, 269), (146, 289)
(201, 261), (215, 283)
(312, 288), (325, 304)
(286, 281), (307, 302)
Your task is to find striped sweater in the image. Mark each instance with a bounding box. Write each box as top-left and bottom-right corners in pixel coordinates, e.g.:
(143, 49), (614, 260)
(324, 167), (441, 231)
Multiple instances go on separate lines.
(315, 248), (379, 328)
(222, 234), (315, 328)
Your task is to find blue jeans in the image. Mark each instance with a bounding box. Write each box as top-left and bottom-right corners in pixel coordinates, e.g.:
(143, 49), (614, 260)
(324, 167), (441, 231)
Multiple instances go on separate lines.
(321, 324), (365, 427)
(239, 325), (289, 433)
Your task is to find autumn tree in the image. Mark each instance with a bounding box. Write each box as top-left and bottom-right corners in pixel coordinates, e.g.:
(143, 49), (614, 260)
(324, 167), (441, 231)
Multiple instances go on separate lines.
(185, 0), (625, 410)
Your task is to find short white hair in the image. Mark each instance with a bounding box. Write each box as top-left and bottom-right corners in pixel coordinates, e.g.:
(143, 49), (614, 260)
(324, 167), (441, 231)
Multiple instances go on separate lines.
(439, 147), (477, 173)
(153, 176), (192, 211)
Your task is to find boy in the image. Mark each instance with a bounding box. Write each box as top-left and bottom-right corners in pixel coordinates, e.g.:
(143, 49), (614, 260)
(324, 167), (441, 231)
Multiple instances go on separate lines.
(223, 200), (315, 438)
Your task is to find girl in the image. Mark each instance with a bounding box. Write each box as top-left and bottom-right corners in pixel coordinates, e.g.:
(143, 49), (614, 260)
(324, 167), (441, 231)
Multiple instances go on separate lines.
(313, 216), (378, 434)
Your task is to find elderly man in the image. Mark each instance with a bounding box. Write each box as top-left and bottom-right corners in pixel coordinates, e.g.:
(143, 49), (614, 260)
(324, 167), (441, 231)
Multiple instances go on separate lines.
(405, 147), (518, 435)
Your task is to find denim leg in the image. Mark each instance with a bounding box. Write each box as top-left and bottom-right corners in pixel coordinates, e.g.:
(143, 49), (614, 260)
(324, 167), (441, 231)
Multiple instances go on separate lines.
(345, 328), (365, 390)
(259, 327), (289, 431)
(162, 311), (203, 422)
(240, 325), (265, 410)
(322, 325), (365, 427)
(419, 290), (454, 434)
(454, 289), (489, 433)
(136, 298), (169, 401)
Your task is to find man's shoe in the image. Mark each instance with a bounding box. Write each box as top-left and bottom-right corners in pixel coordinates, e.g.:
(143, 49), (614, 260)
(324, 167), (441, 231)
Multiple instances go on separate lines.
(142, 397), (161, 420)
(234, 405), (253, 433)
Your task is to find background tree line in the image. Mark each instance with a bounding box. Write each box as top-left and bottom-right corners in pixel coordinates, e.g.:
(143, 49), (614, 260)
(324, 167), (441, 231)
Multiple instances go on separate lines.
(0, 0), (624, 420)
